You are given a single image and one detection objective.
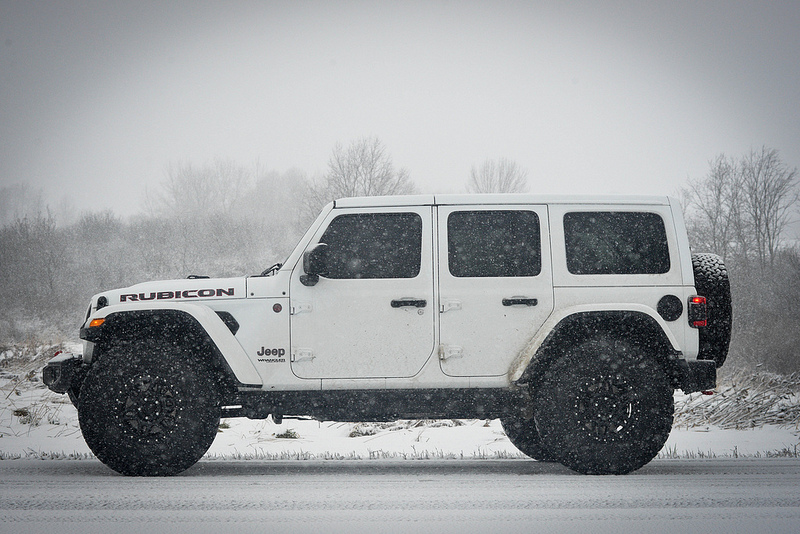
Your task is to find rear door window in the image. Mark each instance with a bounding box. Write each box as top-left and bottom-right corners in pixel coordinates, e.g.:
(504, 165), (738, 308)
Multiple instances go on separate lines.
(448, 210), (541, 277)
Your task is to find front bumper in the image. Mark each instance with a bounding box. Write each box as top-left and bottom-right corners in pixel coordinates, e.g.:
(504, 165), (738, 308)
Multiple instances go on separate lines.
(42, 352), (86, 394)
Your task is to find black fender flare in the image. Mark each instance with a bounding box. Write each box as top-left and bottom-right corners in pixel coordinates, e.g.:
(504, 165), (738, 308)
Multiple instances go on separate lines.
(516, 310), (686, 388)
(80, 305), (261, 388)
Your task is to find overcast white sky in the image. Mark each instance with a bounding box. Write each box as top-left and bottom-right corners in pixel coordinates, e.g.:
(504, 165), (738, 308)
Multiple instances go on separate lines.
(1, 0), (799, 218)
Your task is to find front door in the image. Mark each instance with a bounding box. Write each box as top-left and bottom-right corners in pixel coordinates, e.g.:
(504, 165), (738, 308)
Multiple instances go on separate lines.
(437, 205), (554, 377)
(289, 206), (436, 379)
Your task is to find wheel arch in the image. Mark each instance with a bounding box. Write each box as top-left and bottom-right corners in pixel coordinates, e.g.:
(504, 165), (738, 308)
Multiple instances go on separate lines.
(81, 302), (262, 388)
(511, 307), (683, 387)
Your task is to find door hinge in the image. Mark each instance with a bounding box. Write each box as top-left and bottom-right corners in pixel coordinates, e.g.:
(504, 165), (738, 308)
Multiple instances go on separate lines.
(438, 344), (464, 361)
(439, 300), (462, 313)
(291, 348), (315, 363)
(291, 302), (313, 315)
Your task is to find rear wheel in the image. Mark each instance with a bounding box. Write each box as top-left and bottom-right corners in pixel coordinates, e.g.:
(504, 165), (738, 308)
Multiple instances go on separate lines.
(534, 338), (674, 475)
(78, 340), (221, 476)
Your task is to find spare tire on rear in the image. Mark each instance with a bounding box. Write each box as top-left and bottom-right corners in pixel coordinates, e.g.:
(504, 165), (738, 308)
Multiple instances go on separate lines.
(691, 253), (732, 368)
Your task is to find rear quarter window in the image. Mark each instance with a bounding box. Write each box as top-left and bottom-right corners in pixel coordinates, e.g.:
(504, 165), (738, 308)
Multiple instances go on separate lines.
(563, 211), (670, 275)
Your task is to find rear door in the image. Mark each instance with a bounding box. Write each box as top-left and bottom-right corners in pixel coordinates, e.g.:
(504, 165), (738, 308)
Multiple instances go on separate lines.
(437, 205), (553, 377)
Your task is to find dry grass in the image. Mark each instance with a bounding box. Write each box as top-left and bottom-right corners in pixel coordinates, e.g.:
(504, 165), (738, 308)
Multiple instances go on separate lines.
(674, 368), (800, 430)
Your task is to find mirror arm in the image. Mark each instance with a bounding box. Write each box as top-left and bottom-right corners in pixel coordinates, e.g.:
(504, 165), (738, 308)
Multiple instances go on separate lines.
(300, 273), (319, 287)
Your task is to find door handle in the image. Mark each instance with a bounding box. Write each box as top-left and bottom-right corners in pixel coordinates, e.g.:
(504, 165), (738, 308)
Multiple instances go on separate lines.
(502, 297), (538, 307)
(391, 298), (427, 308)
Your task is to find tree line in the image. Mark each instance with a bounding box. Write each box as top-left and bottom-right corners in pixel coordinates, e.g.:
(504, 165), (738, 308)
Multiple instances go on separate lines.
(0, 166), (305, 340)
(2, 139), (798, 374)
(1, 137), (523, 341)
(682, 146), (799, 374)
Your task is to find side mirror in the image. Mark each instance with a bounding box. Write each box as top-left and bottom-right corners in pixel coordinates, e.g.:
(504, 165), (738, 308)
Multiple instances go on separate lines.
(301, 243), (329, 286)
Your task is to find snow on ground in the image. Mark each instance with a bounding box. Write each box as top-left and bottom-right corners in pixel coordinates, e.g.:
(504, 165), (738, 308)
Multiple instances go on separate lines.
(2, 384), (799, 461)
(2, 343), (799, 462)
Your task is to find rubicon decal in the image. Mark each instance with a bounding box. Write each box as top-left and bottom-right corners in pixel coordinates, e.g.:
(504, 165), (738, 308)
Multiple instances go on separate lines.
(120, 288), (235, 302)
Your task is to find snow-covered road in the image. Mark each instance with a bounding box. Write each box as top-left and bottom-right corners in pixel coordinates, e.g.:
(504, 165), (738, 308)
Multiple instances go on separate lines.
(2, 458), (800, 534)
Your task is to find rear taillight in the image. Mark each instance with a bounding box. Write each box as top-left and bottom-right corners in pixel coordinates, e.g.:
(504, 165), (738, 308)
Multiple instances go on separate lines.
(688, 295), (707, 328)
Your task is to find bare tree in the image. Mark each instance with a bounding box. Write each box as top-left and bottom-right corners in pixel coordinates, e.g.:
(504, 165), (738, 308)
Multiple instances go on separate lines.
(682, 154), (743, 260)
(740, 146), (798, 268)
(683, 147), (798, 269)
(327, 136), (415, 197)
(0, 184), (43, 226)
(141, 159), (277, 277)
(682, 147), (800, 372)
(302, 137), (416, 221)
(466, 158), (529, 193)
(0, 212), (68, 314)
(145, 159), (253, 218)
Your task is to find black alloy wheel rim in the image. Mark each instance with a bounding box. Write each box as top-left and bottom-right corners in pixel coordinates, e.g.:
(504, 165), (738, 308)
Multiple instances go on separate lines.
(573, 373), (633, 440)
(123, 374), (179, 436)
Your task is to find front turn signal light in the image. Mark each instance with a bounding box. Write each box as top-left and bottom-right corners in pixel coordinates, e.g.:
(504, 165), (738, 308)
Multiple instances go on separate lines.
(89, 318), (105, 328)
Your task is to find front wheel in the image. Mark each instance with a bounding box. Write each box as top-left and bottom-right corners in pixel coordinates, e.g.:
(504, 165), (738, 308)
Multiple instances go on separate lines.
(534, 338), (674, 475)
(78, 340), (221, 476)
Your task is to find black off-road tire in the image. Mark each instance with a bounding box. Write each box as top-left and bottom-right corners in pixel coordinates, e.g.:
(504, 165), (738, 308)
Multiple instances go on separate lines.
(534, 338), (674, 475)
(78, 340), (221, 476)
(692, 253), (732, 368)
(500, 415), (558, 462)
(67, 387), (80, 408)
(66, 364), (88, 408)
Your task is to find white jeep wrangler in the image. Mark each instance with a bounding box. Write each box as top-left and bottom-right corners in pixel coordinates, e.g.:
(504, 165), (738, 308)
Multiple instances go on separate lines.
(44, 194), (731, 476)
